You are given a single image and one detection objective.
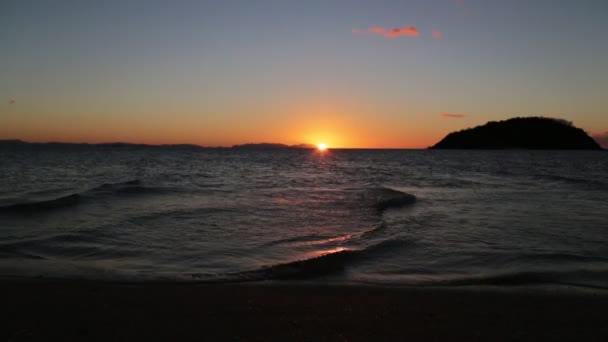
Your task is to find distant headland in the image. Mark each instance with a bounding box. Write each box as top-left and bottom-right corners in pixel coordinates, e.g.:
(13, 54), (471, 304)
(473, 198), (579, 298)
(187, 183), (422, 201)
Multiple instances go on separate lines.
(0, 140), (208, 150)
(431, 117), (603, 150)
(0, 140), (317, 150)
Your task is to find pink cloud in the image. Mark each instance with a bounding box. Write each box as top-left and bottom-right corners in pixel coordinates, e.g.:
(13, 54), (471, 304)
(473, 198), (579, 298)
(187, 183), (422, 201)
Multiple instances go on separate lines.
(386, 26), (420, 38)
(433, 31), (443, 40)
(592, 131), (608, 149)
(353, 26), (420, 38)
(440, 113), (467, 118)
(369, 26), (386, 34)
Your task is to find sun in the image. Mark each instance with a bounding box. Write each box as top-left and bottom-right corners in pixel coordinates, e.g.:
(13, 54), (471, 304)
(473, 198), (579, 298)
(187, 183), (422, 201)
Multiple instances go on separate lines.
(317, 143), (328, 151)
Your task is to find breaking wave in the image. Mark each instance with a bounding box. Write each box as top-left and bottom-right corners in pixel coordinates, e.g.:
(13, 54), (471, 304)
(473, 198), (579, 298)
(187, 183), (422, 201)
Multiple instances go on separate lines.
(0, 179), (169, 213)
(194, 238), (411, 282)
(368, 187), (417, 211)
(347, 187), (416, 212)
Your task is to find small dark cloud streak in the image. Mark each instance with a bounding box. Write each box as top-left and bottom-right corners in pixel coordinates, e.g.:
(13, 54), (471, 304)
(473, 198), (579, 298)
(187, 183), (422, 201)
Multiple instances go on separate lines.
(353, 26), (420, 38)
(441, 113), (467, 118)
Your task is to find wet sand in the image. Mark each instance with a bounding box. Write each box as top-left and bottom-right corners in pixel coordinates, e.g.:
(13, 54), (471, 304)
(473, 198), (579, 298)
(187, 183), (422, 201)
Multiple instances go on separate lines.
(2, 279), (607, 341)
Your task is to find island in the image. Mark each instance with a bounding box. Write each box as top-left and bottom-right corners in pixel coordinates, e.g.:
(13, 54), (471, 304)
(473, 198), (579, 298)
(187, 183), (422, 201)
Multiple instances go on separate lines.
(430, 117), (602, 150)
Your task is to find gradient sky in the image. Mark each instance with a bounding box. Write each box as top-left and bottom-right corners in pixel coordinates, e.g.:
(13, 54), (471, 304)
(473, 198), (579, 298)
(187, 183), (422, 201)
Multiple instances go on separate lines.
(2, 0), (608, 148)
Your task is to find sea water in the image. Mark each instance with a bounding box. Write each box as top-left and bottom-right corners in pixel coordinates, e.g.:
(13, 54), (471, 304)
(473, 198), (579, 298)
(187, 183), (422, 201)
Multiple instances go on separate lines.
(1, 147), (607, 288)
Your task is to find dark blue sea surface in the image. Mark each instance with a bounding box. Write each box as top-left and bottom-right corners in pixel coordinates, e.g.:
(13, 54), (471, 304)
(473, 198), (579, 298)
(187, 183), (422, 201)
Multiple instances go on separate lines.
(1, 147), (607, 288)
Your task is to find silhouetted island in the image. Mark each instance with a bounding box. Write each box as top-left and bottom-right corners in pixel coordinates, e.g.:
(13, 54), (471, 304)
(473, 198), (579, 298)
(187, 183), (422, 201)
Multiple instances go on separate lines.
(431, 117), (602, 150)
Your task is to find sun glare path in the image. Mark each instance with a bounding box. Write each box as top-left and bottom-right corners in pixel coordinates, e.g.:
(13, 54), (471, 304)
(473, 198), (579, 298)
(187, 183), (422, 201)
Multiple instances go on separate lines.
(317, 143), (328, 151)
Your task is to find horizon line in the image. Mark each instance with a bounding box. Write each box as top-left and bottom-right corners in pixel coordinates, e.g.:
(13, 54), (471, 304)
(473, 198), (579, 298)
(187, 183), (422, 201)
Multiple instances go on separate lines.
(0, 139), (428, 150)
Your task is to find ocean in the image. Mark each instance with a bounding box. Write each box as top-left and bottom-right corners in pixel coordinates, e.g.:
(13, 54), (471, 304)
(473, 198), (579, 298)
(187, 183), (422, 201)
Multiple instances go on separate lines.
(1, 147), (607, 289)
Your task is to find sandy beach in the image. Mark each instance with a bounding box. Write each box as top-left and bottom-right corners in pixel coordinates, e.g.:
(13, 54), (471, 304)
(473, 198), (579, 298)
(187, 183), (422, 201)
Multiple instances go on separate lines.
(2, 279), (607, 341)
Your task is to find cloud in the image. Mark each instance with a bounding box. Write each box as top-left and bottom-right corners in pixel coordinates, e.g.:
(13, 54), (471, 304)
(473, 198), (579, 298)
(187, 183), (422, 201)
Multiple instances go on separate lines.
(353, 26), (420, 38)
(8, 99), (15, 104)
(592, 131), (608, 148)
(370, 27), (386, 34)
(433, 31), (443, 40)
(386, 26), (420, 38)
(456, 0), (466, 8)
(440, 113), (467, 118)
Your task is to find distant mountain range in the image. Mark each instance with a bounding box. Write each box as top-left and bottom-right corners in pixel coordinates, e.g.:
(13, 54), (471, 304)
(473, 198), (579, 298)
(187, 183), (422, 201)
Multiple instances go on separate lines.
(0, 140), (317, 150)
(431, 117), (603, 150)
(0, 139), (207, 150)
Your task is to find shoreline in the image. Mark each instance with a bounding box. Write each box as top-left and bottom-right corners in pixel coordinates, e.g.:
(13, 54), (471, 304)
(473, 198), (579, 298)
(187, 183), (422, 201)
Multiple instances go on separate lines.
(2, 279), (607, 341)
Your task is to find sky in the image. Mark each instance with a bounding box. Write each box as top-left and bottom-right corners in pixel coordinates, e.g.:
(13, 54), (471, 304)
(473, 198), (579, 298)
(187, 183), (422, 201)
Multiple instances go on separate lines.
(1, 0), (608, 148)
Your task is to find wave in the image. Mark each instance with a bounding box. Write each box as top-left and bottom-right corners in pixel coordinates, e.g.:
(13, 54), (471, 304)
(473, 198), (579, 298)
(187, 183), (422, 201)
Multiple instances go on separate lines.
(262, 221), (387, 249)
(261, 234), (347, 247)
(0, 193), (82, 212)
(533, 173), (607, 188)
(93, 179), (170, 195)
(192, 242), (608, 287)
(0, 179), (168, 214)
(350, 187), (416, 212)
(424, 269), (608, 290)
(238, 187), (415, 281)
(206, 238), (411, 282)
(512, 252), (608, 264)
(124, 206), (236, 225)
(0, 231), (145, 261)
(358, 221), (387, 239)
(0, 249), (46, 260)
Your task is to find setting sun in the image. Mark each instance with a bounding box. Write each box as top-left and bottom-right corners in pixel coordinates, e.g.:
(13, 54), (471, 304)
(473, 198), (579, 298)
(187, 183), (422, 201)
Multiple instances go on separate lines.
(317, 143), (328, 151)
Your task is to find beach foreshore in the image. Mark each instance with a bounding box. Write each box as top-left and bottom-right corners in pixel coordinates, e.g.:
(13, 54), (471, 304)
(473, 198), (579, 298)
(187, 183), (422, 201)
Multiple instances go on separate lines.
(1, 279), (607, 341)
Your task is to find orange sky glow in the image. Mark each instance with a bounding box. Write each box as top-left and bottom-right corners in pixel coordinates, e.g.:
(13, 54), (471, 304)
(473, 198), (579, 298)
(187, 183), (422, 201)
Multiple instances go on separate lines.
(0, 100), (463, 148)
